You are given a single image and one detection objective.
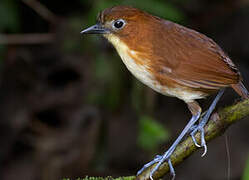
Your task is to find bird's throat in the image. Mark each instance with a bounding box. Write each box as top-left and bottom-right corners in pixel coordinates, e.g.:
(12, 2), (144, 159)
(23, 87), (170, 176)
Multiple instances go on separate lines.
(103, 34), (153, 84)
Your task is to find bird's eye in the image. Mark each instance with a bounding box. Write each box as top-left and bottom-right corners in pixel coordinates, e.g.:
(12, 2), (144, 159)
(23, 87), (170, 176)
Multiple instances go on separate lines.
(113, 19), (125, 29)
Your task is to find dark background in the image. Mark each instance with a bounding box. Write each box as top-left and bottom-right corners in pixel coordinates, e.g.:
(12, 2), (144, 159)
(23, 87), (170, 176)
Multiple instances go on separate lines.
(0, 0), (249, 180)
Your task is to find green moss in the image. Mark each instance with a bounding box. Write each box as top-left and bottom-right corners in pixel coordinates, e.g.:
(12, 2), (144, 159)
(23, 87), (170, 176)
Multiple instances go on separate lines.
(74, 176), (136, 180)
(220, 100), (249, 123)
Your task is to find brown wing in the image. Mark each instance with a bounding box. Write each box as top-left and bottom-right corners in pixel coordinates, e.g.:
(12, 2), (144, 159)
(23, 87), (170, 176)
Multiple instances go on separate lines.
(150, 20), (240, 90)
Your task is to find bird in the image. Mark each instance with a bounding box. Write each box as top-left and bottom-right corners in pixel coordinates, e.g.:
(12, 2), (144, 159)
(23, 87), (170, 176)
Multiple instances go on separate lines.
(81, 5), (249, 179)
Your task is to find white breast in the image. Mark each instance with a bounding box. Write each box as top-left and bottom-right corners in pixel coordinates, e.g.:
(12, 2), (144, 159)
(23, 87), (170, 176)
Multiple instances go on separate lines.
(104, 34), (158, 89)
(103, 34), (204, 102)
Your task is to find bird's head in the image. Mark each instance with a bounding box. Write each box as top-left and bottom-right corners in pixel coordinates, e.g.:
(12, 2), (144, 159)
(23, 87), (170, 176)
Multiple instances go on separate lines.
(81, 6), (160, 47)
(81, 6), (143, 35)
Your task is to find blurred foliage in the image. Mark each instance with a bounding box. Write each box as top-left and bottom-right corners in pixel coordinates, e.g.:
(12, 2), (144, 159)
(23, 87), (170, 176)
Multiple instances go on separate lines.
(0, 45), (6, 62)
(80, 0), (185, 24)
(132, 79), (168, 151)
(243, 154), (249, 180)
(0, 0), (20, 61)
(0, 0), (185, 153)
(87, 53), (125, 110)
(0, 0), (20, 33)
(131, 80), (145, 113)
(62, 17), (87, 53)
(138, 115), (170, 151)
(123, 0), (185, 23)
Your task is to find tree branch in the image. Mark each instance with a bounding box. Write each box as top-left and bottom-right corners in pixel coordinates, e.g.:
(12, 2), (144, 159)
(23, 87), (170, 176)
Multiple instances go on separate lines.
(136, 99), (249, 180)
(62, 176), (136, 180)
(0, 33), (55, 44)
(21, 0), (59, 24)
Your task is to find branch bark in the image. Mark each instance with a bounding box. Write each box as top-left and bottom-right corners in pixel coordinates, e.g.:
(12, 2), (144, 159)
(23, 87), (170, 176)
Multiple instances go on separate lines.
(0, 33), (55, 44)
(21, 0), (59, 23)
(71, 99), (249, 180)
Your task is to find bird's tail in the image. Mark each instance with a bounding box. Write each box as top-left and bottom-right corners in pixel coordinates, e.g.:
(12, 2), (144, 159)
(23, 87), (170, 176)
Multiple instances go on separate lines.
(231, 81), (249, 99)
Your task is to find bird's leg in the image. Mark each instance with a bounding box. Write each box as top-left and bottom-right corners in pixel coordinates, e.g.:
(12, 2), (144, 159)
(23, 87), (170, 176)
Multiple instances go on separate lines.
(137, 101), (201, 180)
(190, 89), (225, 156)
(188, 109), (208, 132)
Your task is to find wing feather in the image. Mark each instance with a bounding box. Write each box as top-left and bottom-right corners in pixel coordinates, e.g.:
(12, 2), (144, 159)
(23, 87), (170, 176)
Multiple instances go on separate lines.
(150, 20), (240, 90)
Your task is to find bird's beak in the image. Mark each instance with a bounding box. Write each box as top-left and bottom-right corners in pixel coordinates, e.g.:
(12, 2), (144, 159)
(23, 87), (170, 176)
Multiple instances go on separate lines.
(81, 23), (110, 34)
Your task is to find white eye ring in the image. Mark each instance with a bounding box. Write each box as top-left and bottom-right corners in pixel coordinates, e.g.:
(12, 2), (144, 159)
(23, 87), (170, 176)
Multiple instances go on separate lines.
(112, 19), (126, 30)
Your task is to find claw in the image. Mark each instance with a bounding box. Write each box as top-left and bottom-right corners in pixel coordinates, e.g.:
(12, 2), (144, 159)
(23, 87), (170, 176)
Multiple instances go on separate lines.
(190, 125), (208, 157)
(149, 157), (175, 180)
(149, 148), (176, 180)
(150, 159), (162, 178)
(200, 128), (208, 157)
(201, 144), (207, 157)
(191, 133), (201, 147)
(168, 159), (175, 180)
(149, 174), (153, 180)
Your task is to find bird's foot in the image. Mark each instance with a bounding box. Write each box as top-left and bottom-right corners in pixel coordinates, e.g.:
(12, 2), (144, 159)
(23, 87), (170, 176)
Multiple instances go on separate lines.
(136, 155), (161, 176)
(190, 123), (207, 157)
(137, 113), (202, 180)
(137, 150), (175, 180)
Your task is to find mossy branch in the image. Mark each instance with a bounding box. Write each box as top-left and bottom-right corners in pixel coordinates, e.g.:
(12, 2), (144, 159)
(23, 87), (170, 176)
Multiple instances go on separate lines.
(72, 99), (249, 180)
(136, 99), (249, 180)
(62, 176), (136, 180)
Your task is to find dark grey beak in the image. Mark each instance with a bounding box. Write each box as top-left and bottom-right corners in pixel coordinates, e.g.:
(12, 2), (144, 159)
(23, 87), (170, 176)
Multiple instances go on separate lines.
(81, 24), (110, 34)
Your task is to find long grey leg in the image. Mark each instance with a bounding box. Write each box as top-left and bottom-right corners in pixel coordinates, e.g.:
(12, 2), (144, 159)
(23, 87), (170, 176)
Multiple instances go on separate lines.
(137, 110), (201, 180)
(191, 89), (225, 156)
